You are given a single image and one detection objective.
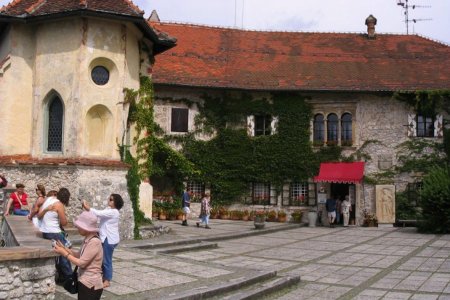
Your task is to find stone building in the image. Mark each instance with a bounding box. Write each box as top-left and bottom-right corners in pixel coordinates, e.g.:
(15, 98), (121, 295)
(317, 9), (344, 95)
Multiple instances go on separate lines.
(0, 0), (175, 238)
(150, 15), (450, 225)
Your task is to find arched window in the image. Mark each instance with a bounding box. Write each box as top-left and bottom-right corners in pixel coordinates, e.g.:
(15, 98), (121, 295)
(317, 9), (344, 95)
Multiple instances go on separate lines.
(86, 105), (113, 156)
(327, 113), (338, 143)
(341, 113), (352, 144)
(313, 114), (324, 142)
(47, 97), (64, 152)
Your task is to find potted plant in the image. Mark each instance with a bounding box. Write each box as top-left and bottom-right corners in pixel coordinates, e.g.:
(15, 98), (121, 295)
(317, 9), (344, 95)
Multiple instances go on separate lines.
(242, 210), (250, 221)
(277, 210), (287, 222)
(291, 209), (302, 223)
(159, 209), (167, 220)
(253, 210), (266, 229)
(176, 208), (184, 220)
(362, 209), (378, 227)
(210, 206), (219, 219)
(219, 207), (229, 220)
(152, 207), (160, 219)
(266, 210), (277, 222)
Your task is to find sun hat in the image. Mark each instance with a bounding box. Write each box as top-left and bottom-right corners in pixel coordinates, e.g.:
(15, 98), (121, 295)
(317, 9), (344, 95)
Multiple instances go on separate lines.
(74, 211), (99, 232)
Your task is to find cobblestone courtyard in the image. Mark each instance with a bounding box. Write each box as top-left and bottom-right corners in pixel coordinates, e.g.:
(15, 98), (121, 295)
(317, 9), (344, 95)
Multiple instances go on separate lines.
(57, 221), (450, 299)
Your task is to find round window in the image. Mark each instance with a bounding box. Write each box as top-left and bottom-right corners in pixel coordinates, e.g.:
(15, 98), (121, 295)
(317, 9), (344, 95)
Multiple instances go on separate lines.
(91, 66), (110, 85)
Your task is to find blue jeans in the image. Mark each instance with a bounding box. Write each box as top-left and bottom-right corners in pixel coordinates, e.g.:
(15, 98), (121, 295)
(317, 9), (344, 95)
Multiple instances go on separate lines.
(200, 215), (209, 225)
(102, 238), (117, 281)
(42, 232), (73, 281)
(13, 209), (30, 216)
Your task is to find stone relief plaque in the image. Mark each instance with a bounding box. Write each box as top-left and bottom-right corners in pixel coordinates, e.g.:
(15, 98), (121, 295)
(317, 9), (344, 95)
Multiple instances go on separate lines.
(376, 185), (395, 224)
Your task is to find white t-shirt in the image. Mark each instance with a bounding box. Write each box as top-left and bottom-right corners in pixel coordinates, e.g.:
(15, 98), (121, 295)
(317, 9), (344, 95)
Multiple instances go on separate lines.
(40, 197), (61, 233)
(342, 200), (351, 214)
(90, 207), (120, 245)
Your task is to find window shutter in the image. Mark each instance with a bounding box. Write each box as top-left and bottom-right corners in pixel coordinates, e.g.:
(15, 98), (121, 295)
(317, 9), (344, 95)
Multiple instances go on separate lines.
(247, 115), (255, 136)
(407, 114), (416, 137)
(271, 116), (279, 135)
(434, 115), (443, 138)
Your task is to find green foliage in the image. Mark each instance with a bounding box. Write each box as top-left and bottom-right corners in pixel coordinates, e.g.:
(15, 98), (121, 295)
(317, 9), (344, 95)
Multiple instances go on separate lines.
(394, 90), (450, 116)
(124, 150), (148, 239)
(395, 191), (419, 221)
(124, 76), (155, 179)
(444, 128), (450, 163)
(182, 92), (339, 203)
(418, 166), (450, 233)
(396, 139), (446, 174)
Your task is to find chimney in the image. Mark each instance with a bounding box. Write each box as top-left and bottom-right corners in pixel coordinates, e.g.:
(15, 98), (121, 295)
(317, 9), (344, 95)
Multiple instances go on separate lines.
(365, 15), (377, 39)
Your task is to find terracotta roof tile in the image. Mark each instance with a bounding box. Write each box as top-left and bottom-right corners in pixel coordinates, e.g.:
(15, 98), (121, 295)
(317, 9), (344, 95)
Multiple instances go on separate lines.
(0, 155), (129, 169)
(151, 23), (450, 92)
(0, 0), (143, 17)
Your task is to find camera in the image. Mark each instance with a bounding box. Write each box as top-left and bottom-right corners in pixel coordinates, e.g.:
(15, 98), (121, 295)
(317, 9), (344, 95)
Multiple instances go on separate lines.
(51, 239), (57, 248)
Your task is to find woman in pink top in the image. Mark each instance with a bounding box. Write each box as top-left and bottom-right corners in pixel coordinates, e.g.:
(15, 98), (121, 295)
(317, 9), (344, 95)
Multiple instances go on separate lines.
(54, 211), (103, 300)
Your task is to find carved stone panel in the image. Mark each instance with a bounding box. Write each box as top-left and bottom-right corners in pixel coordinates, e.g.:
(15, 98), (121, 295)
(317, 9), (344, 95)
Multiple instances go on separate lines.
(376, 185), (395, 224)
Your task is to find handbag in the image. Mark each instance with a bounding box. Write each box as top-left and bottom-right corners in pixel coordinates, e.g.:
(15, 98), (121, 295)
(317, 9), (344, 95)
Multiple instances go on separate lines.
(63, 235), (99, 294)
(63, 266), (78, 294)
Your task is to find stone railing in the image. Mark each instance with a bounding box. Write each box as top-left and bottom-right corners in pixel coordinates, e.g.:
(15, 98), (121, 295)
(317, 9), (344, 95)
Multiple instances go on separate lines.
(0, 216), (58, 299)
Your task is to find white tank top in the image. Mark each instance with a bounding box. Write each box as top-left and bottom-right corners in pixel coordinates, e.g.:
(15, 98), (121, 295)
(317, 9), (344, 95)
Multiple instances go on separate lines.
(40, 197), (62, 233)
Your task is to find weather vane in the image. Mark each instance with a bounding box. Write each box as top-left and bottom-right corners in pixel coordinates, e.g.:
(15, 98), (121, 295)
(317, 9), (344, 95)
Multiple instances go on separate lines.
(397, 0), (432, 34)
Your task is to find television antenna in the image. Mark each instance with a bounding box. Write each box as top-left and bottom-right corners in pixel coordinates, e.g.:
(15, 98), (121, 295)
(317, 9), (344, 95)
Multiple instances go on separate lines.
(397, 0), (432, 34)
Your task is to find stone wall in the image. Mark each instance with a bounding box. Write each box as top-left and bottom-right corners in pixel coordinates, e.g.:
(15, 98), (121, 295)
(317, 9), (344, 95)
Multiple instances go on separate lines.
(0, 164), (134, 240)
(0, 259), (56, 300)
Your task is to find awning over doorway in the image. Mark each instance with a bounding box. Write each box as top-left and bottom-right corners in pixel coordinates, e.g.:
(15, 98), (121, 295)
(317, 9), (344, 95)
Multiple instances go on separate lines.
(314, 162), (365, 184)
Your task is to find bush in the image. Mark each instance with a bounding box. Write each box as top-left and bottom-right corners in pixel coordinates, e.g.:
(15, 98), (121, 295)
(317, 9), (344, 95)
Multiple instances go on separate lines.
(395, 192), (419, 221)
(418, 166), (450, 233)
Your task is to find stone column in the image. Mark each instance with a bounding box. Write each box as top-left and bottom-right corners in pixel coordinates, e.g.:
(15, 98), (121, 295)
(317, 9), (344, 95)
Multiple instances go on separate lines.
(376, 185), (395, 226)
(138, 178), (153, 219)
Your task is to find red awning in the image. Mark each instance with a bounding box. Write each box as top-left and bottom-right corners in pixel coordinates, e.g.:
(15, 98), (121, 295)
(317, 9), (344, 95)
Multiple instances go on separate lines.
(314, 162), (365, 184)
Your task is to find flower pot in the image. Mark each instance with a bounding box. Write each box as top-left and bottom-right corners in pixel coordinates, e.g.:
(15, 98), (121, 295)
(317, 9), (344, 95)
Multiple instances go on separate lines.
(278, 216), (287, 223)
(308, 211), (317, 227)
(254, 215), (265, 229)
(159, 213), (167, 220)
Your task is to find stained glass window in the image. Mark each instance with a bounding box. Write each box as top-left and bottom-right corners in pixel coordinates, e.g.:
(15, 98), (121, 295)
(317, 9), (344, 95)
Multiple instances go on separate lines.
(91, 66), (109, 85)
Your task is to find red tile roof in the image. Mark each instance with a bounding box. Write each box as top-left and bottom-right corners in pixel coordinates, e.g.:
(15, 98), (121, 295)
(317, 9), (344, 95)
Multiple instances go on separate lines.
(0, 0), (143, 17)
(151, 22), (450, 92)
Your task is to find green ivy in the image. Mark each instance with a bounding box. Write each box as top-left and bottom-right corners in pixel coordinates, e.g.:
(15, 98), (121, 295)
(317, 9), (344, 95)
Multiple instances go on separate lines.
(394, 90), (450, 116)
(395, 139), (446, 174)
(180, 92), (342, 203)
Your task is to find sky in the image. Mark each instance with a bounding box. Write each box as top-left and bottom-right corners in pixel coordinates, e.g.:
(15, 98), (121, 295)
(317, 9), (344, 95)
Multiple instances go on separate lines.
(0, 0), (449, 44)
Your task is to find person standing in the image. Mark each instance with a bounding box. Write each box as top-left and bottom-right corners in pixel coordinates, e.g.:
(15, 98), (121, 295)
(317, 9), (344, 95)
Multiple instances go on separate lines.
(325, 196), (337, 228)
(342, 195), (352, 227)
(181, 188), (192, 226)
(335, 197), (342, 225)
(38, 188), (72, 283)
(82, 194), (124, 288)
(28, 184), (46, 227)
(196, 193), (211, 229)
(53, 211), (103, 300)
(5, 183), (30, 216)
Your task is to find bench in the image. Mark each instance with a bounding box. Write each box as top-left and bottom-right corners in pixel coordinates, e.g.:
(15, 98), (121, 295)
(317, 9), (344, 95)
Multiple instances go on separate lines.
(397, 219), (418, 227)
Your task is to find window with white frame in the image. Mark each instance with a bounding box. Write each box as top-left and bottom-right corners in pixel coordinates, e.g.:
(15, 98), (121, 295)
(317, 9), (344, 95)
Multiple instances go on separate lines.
(407, 113), (443, 138)
(247, 115), (278, 137)
(289, 182), (308, 206)
(252, 183), (270, 205)
(171, 108), (189, 133)
(187, 181), (205, 202)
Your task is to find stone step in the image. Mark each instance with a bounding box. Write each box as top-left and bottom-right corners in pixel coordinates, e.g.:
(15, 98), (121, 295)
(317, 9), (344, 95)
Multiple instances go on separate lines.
(219, 274), (301, 300)
(151, 241), (218, 254)
(164, 270), (278, 300)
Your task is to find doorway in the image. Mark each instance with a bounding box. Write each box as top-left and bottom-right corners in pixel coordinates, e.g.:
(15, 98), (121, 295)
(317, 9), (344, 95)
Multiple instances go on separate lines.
(331, 183), (356, 225)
